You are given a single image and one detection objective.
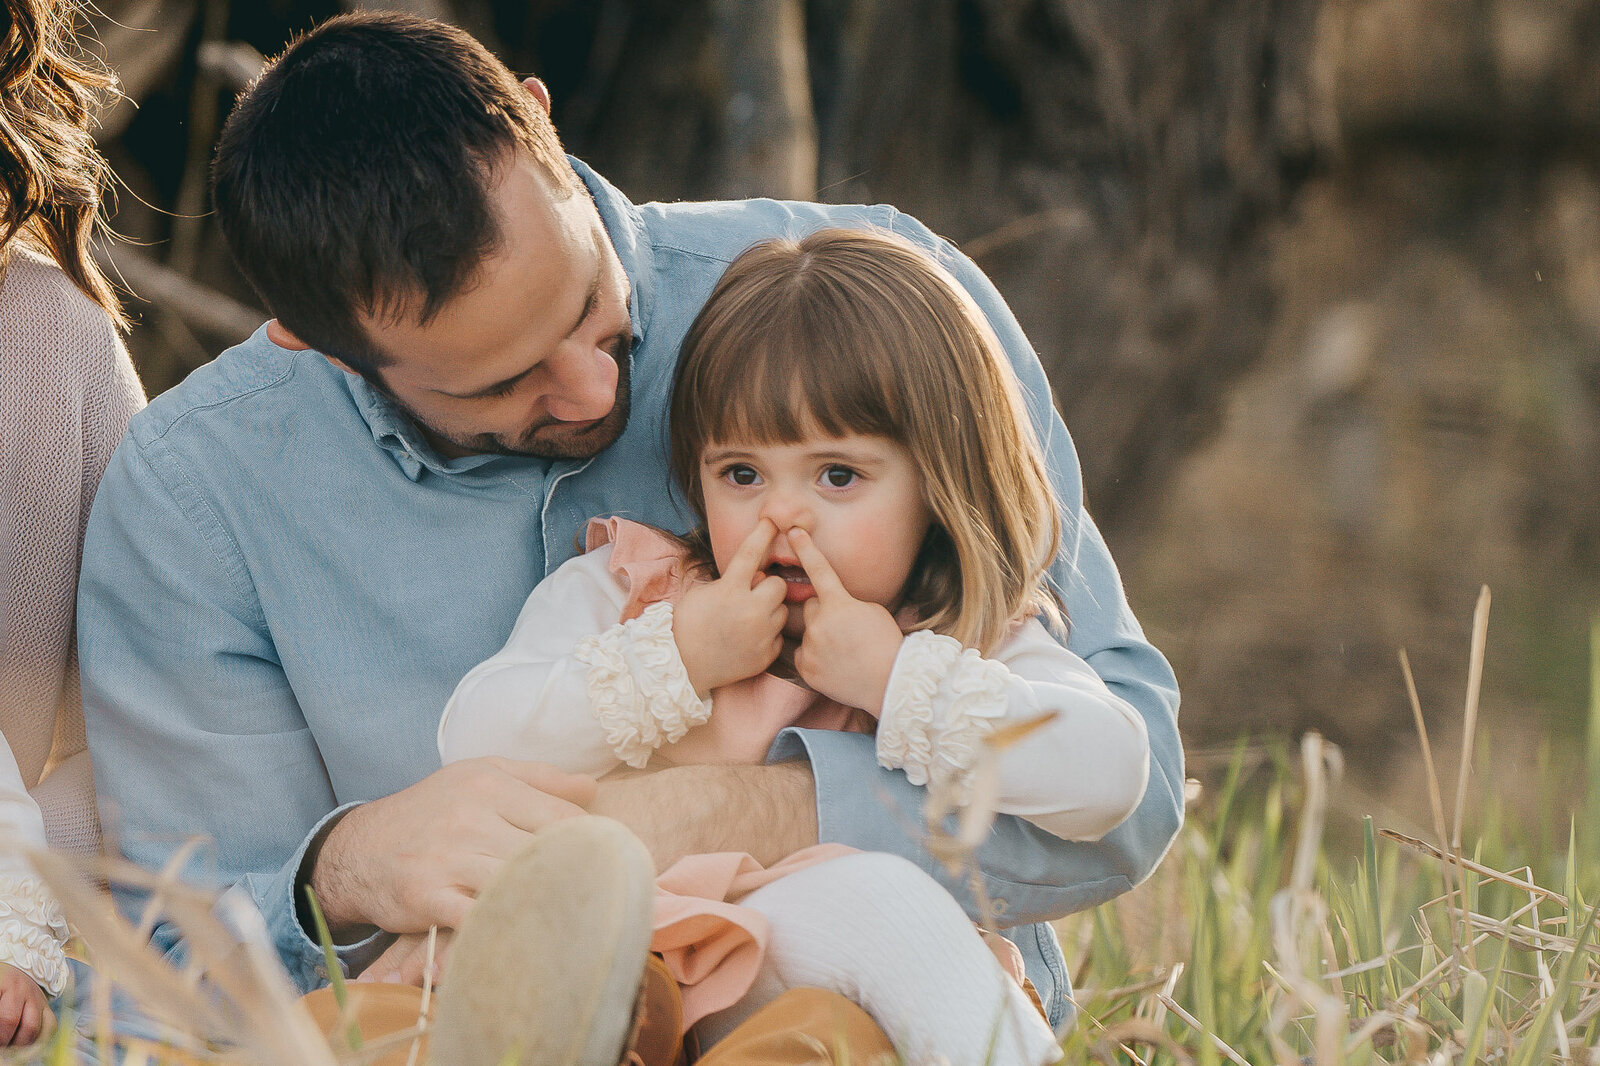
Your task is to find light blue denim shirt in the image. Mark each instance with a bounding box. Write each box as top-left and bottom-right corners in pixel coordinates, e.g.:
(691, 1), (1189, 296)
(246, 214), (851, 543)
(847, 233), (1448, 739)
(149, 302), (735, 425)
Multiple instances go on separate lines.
(78, 160), (1182, 1026)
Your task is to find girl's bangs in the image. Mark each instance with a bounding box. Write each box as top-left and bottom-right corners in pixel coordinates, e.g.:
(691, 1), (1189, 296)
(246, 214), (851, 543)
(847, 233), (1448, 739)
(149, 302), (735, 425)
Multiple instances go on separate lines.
(697, 314), (902, 447)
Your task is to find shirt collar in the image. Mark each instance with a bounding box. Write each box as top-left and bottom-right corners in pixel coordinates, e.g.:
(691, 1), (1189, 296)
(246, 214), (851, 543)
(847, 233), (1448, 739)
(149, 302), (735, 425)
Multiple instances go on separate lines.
(346, 157), (655, 481)
(343, 374), (503, 480)
(571, 156), (655, 352)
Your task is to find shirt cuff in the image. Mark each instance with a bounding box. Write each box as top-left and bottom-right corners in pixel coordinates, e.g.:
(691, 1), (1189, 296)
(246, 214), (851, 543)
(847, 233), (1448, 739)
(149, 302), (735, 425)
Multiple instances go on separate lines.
(254, 801), (388, 992)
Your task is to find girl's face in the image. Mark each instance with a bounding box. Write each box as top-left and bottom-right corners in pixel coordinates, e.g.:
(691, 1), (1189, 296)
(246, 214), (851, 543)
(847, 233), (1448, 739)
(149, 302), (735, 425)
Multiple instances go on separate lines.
(700, 431), (933, 639)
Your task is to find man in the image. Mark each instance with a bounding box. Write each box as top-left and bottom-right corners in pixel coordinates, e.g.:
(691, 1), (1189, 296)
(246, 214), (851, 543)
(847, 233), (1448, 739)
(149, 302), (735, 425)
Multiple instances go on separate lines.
(78, 10), (1182, 1038)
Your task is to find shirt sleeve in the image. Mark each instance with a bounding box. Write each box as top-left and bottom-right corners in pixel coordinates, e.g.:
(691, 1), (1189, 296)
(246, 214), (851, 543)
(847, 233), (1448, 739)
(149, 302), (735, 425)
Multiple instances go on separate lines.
(876, 619), (1149, 841)
(770, 210), (1185, 923)
(77, 435), (364, 993)
(439, 548), (710, 775)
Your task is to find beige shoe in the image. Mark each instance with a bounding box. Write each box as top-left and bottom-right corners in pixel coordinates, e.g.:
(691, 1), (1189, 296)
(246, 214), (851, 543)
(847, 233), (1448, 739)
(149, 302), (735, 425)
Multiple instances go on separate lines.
(430, 816), (656, 1066)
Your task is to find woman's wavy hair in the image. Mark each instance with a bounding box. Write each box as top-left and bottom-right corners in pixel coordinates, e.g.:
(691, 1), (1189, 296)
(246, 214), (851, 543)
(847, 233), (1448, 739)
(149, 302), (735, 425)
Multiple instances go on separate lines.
(0, 0), (124, 324)
(670, 228), (1063, 655)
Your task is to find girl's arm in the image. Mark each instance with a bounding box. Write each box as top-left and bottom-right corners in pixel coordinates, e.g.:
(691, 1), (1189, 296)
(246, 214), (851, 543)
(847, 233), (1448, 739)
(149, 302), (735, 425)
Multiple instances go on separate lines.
(875, 617), (1150, 843)
(438, 547), (711, 775)
(0, 738), (69, 998)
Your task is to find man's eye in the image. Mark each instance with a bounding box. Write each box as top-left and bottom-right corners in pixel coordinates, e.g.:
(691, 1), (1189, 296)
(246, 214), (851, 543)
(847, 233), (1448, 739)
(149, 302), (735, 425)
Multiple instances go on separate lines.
(822, 466), (857, 488)
(482, 379), (519, 399)
(726, 465), (760, 486)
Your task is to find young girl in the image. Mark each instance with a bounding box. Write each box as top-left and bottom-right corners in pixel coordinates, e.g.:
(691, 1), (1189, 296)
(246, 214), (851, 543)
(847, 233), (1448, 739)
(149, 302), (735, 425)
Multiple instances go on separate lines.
(0, 736), (70, 1045)
(437, 228), (1150, 1063)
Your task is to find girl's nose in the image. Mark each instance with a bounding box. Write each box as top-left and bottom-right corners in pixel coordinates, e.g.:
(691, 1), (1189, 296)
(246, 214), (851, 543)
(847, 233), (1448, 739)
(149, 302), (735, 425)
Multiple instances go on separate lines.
(760, 494), (813, 550)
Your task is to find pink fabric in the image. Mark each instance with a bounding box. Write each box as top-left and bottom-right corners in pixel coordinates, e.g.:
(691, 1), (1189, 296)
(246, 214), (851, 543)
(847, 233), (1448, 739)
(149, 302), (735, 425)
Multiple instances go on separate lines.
(585, 518), (1022, 1031)
(653, 844), (857, 1027)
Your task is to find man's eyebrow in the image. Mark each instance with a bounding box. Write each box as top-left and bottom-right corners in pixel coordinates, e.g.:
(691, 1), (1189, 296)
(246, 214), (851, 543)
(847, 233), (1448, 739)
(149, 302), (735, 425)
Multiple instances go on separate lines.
(438, 262), (605, 400)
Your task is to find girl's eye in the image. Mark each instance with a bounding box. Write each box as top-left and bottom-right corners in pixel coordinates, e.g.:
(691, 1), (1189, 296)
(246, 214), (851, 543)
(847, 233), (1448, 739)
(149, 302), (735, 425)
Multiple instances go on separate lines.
(725, 465), (760, 486)
(822, 466), (858, 488)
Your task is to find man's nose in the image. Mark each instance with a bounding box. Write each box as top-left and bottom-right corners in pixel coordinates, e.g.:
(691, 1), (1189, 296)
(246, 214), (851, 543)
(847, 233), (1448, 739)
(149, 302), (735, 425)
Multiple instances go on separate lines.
(545, 341), (620, 422)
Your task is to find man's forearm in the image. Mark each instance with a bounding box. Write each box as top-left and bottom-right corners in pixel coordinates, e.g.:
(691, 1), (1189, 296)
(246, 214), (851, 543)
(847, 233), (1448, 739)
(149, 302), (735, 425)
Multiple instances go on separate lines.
(589, 761), (818, 870)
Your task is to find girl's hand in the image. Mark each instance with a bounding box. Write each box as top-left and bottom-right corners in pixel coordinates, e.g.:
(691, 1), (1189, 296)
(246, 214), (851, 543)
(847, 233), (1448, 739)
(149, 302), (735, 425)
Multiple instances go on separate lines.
(790, 528), (903, 713)
(674, 519), (788, 695)
(0, 963), (50, 1046)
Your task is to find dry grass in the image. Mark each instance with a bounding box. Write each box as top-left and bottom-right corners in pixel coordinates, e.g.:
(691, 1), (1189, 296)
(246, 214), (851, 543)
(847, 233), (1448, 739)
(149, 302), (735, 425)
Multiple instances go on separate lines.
(10, 587), (1599, 1064)
(1058, 590), (1600, 1064)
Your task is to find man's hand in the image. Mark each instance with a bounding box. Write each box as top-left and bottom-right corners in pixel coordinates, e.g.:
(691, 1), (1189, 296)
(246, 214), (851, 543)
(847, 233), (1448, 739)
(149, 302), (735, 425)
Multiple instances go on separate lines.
(305, 758), (596, 938)
(790, 528), (903, 713)
(673, 518), (787, 696)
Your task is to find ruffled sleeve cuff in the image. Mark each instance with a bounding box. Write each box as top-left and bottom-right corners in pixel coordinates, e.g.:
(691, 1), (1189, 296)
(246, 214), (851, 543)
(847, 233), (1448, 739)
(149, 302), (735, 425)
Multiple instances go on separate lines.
(876, 630), (1009, 802)
(574, 601), (713, 768)
(0, 876), (70, 996)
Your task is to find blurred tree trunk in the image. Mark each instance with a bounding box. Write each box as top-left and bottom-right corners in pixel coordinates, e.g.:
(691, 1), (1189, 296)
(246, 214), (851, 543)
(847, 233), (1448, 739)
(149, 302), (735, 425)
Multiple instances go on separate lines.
(711, 0), (818, 200)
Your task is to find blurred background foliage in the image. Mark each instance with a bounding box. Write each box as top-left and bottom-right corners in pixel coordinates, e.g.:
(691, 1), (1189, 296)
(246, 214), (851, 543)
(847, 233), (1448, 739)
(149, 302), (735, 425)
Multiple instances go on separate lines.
(85, 0), (1600, 812)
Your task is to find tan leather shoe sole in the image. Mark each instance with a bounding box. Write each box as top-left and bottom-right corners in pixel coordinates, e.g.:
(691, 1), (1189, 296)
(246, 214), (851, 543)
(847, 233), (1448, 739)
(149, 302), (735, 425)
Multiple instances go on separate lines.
(430, 816), (655, 1066)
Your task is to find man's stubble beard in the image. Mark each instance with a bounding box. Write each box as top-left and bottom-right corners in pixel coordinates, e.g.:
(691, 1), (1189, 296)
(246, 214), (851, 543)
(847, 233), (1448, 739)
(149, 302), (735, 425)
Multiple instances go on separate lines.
(378, 340), (634, 461)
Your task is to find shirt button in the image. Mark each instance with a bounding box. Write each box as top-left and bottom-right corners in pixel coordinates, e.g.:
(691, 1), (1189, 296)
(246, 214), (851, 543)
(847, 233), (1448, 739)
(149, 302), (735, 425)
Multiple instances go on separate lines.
(991, 897), (1009, 917)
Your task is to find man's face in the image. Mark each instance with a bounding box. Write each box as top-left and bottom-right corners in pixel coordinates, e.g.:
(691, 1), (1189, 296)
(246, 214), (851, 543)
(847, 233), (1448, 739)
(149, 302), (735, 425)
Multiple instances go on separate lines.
(355, 154), (633, 460)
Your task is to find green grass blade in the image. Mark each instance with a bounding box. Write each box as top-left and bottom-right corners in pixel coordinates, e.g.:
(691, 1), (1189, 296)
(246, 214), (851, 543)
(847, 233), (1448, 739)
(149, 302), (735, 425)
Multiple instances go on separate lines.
(302, 885), (349, 1010)
(1510, 900), (1599, 1066)
(1460, 935), (1508, 1065)
(303, 884), (361, 1053)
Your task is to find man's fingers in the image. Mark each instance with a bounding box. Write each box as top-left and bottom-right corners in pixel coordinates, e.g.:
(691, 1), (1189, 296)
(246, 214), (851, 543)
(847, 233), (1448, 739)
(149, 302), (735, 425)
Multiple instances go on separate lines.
(788, 528), (849, 600)
(485, 774), (590, 835)
(722, 518), (776, 587)
(490, 759), (599, 807)
(361, 931), (449, 987)
(357, 936), (412, 983)
(430, 888), (476, 932)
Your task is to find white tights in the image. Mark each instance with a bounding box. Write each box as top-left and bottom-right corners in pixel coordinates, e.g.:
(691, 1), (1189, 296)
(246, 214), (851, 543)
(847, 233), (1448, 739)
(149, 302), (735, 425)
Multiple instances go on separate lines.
(695, 853), (1063, 1066)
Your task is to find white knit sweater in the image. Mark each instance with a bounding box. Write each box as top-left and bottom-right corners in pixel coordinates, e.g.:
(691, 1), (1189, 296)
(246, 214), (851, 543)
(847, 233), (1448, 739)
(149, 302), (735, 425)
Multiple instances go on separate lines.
(0, 245), (144, 991)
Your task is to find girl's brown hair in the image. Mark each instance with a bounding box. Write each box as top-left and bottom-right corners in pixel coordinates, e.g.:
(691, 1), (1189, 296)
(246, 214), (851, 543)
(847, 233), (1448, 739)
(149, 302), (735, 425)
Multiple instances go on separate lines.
(670, 228), (1061, 654)
(0, 0), (124, 324)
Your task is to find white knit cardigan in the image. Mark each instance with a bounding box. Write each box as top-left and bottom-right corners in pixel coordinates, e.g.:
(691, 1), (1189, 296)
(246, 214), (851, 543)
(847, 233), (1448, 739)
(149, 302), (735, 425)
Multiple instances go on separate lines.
(0, 246), (145, 991)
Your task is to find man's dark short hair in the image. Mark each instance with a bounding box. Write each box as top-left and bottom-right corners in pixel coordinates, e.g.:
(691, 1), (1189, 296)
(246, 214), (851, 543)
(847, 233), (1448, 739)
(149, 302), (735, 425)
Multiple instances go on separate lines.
(212, 12), (578, 376)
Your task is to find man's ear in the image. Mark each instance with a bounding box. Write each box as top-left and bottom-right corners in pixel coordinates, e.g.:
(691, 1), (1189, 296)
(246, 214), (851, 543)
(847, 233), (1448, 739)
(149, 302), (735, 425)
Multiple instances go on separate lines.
(521, 76), (552, 115)
(266, 319), (311, 351)
(267, 319), (363, 376)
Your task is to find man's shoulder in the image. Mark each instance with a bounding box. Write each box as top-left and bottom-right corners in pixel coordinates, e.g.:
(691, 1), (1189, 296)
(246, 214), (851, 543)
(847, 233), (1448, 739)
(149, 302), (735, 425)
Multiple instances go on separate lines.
(130, 328), (325, 447)
(636, 197), (937, 264)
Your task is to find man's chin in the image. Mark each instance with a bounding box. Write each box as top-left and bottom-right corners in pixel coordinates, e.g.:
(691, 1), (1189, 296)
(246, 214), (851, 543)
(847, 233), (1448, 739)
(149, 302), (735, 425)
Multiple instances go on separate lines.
(488, 408), (628, 460)
(383, 382), (630, 461)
